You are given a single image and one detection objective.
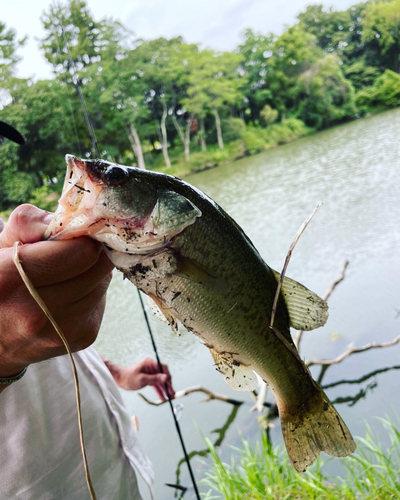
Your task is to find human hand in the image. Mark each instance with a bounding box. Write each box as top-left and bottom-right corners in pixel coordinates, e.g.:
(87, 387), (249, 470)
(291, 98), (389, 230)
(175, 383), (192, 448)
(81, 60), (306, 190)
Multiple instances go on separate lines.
(103, 356), (175, 402)
(0, 204), (114, 380)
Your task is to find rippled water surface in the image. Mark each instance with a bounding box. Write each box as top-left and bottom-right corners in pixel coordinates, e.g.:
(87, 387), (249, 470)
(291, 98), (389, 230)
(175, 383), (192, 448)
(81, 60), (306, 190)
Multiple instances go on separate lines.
(95, 109), (400, 499)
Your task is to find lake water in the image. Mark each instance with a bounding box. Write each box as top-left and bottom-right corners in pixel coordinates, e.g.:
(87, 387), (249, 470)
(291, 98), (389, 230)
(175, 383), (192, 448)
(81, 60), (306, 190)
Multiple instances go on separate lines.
(95, 108), (400, 499)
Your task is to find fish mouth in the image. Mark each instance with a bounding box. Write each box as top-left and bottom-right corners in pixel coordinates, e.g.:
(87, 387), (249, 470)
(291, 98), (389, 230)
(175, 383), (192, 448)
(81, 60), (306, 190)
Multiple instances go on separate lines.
(44, 155), (105, 240)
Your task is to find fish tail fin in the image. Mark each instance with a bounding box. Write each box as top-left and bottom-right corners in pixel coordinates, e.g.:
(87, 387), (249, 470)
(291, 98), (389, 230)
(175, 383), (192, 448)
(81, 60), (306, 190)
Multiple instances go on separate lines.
(279, 387), (356, 472)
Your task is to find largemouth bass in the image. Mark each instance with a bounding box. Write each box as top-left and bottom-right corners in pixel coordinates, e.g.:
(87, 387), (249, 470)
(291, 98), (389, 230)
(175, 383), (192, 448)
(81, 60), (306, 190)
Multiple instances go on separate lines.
(45, 155), (356, 471)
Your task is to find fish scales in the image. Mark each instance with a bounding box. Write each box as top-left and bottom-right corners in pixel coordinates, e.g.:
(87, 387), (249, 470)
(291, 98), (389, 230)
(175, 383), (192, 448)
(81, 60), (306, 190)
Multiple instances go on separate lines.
(129, 175), (297, 384)
(45, 155), (356, 472)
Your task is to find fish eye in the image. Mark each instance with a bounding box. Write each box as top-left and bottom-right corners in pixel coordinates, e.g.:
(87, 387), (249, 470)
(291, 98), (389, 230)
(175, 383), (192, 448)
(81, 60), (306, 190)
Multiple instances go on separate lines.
(104, 166), (129, 185)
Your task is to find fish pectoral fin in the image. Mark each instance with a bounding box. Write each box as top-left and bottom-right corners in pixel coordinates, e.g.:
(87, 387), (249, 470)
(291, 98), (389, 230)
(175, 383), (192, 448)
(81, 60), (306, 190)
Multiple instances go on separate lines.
(209, 348), (258, 392)
(148, 293), (180, 335)
(271, 270), (328, 331)
(173, 256), (229, 293)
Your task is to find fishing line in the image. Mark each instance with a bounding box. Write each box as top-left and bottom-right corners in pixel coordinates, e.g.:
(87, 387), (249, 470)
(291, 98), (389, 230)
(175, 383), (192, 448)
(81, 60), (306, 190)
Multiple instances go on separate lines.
(54, 30), (83, 157)
(57, 19), (202, 499)
(58, 23), (100, 158)
(136, 289), (201, 500)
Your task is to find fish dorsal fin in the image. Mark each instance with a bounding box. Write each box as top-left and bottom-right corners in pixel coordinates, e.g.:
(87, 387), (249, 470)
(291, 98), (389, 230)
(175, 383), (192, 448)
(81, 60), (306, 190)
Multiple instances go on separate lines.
(271, 270), (328, 331)
(210, 348), (258, 392)
(151, 191), (201, 238)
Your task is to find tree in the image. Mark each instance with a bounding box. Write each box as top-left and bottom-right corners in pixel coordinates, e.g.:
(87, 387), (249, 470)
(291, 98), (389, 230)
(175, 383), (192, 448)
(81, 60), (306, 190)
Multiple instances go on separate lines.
(0, 22), (26, 87)
(132, 37), (191, 168)
(167, 42), (199, 161)
(91, 50), (150, 169)
(297, 4), (351, 53)
(184, 50), (246, 149)
(237, 29), (275, 123)
(356, 69), (400, 110)
(39, 0), (137, 159)
(362, 0), (400, 73)
(297, 54), (356, 128)
(40, 0), (132, 78)
(238, 25), (322, 122)
(0, 79), (76, 209)
(296, 3), (383, 91)
(268, 25), (322, 118)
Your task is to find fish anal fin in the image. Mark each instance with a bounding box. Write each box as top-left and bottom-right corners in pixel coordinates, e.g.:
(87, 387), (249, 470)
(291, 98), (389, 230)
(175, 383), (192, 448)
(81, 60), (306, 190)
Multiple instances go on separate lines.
(209, 348), (258, 392)
(279, 387), (356, 472)
(148, 293), (180, 335)
(173, 256), (229, 293)
(272, 270), (328, 331)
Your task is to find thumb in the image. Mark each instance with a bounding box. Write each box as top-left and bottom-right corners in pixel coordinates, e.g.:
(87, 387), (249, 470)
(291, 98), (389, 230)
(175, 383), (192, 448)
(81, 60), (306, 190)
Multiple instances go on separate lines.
(0, 204), (53, 248)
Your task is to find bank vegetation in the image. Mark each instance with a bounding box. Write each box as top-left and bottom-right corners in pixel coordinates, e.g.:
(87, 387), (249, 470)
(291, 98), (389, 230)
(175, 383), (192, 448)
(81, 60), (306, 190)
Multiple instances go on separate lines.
(1, 0), (400, 212)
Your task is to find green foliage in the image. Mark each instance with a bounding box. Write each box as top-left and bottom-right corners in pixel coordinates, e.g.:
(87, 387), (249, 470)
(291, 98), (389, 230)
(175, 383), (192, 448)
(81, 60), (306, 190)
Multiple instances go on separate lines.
(0, 21), (26, 85)
(221, 118), (246, 143)
(28, 184), (60, 212)
(243, 126), (268, 155)
(362, 0), (400, 73)
(297, 54), (356, 128)
(344, 59), (381, 90)
(297, 4), (352, 53)
(356, 69), (400, 111)
(202, 418), (400, 500)
(243, 119), (311, 155)
(2, 0), (400, 209)
(266, 118), (312, 145)
(259, 105), (278, 126)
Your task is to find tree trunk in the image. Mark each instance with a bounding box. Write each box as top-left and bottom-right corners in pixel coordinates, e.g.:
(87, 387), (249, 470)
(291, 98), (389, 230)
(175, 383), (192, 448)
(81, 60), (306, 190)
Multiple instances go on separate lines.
(184, 113), (194, 162)
(199, 117), (206, 151)
(213, 108), (224, 149)
(127, 122), (146, 169)
(160, 100), (171, 168)
(172, 112), (193, 162)
(394, 46), (399, 74)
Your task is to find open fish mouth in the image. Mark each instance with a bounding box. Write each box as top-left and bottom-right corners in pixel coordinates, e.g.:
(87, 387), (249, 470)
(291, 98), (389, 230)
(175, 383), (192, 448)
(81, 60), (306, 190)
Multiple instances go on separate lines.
(44, 155), (105, 241)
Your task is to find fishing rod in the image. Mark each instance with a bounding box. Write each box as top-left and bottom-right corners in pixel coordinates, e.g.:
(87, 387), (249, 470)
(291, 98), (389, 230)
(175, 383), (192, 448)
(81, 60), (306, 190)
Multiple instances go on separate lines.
(57, 19), (201, 500)
(59, 25), (100, 158)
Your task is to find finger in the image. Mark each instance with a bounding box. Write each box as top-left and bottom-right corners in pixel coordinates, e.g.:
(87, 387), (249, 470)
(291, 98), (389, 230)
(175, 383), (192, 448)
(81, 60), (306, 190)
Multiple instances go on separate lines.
(139, 373), (167, 387)
(37, 274), (111, 352)
(153, 384), (167, 402)
(0, 204), (53, 247)
(160, 363), (171, 379)
(159, 363), (174, 398)
(164, 379), (175, 399)
(37, 250), (114, 306)
(14, 237), (106, 287)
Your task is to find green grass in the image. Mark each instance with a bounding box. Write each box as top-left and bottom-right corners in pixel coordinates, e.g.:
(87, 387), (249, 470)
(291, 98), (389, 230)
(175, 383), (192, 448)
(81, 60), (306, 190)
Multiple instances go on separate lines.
(201, 418), (400, 500)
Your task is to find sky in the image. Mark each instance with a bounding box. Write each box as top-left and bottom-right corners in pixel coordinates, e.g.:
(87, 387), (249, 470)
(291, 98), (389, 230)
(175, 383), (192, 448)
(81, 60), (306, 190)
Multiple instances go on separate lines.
(2, 0), (358, 81)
